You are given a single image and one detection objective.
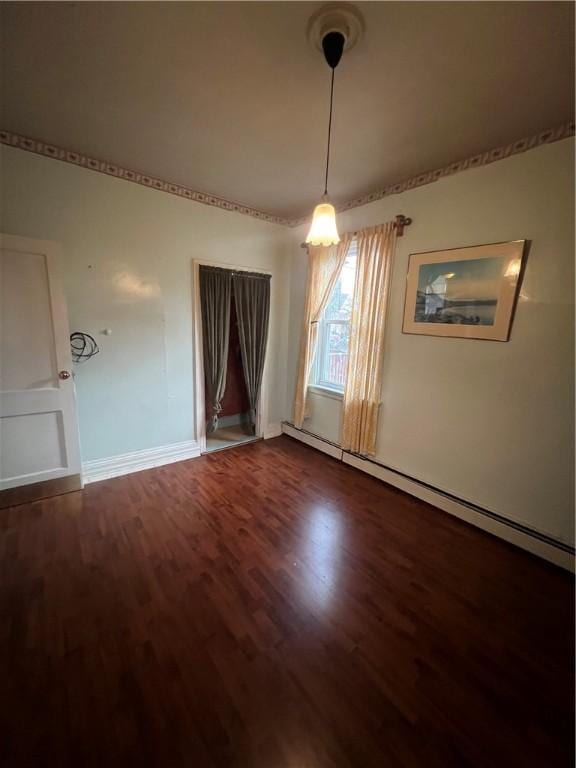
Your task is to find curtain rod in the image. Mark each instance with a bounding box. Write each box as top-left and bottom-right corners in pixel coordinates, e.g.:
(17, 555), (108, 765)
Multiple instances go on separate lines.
(198, 264), (271, 279)
(299, 213), (412, 249)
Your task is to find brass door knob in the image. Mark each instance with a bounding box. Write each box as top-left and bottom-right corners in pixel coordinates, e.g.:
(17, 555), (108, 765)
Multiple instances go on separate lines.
(59, 370), (71, 380)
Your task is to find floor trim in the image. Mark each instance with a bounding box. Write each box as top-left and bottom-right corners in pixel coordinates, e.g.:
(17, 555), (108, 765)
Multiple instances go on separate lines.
(282, 423), (343, 459)
(82, 440), (201, 484)
(204, 436), (262, 455)
(83, 423), (281, 484)
(0, 474), (83, 509)
(263, 422), (283, 440)
(281, 422), (575, 572)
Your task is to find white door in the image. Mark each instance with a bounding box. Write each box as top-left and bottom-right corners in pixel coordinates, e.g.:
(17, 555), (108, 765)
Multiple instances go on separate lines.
(0, 234), (82, 506)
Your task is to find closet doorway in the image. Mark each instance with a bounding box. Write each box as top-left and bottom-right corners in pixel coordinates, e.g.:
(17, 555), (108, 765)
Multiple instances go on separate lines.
(193, 261), (271, 454)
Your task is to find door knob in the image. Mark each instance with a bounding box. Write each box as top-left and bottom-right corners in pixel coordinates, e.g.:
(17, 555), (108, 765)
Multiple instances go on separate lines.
(59, 370), (71, 380)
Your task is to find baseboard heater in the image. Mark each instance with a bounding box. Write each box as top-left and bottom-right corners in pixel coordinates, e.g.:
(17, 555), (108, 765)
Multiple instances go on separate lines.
(281, 421), (574, 572)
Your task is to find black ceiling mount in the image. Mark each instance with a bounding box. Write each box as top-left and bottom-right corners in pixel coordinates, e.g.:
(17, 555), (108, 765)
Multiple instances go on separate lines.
(322, 31), (345, 69)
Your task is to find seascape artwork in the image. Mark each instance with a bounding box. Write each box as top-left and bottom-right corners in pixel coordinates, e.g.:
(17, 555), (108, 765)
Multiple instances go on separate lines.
(414, 256), (505, 326)
(402, 241), (526, 341)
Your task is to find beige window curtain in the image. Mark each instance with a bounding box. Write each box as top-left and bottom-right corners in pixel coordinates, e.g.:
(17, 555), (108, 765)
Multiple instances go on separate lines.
(293, 234), (354, 428)
(341, 222), (397, 455)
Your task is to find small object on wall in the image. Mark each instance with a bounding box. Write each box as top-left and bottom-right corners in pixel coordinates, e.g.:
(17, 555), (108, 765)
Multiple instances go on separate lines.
(402, 240), (527, 341)
(70, 332), (100, 362)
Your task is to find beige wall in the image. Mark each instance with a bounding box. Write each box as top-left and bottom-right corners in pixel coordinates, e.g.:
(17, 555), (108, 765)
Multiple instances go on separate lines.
(287, 138), (575, 546)
(1, 146), (292, 461)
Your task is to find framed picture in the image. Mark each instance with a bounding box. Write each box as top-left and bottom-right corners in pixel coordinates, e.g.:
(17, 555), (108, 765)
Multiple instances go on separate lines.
(402, 240), (526, 341)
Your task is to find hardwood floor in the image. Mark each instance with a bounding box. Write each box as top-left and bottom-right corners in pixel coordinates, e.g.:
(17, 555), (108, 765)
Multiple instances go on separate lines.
(1, 436), (573, 767)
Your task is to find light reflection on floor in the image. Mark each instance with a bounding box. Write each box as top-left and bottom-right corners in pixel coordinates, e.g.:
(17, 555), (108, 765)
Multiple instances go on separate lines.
(299, 504), (343, 609)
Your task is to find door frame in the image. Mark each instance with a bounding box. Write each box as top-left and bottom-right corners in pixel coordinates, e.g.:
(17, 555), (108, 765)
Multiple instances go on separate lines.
(192, 259), (272, 454)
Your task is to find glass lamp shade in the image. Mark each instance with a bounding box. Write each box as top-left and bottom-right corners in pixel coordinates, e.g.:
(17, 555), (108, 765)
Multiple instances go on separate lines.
(305, 200), (340, 246)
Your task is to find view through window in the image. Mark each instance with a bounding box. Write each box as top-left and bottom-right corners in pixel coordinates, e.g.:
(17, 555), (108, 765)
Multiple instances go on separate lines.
(311, 242), (357, 392)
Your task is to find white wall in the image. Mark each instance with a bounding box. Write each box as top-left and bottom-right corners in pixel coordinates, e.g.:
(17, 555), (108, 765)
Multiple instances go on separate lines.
(1, 146), (291, 461)
(287, 138), (575, 547)
(2, 138), (573, 548)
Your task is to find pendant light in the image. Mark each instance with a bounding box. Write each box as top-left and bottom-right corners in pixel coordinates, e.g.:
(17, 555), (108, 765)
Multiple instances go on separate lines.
(306, 30), (346, 247)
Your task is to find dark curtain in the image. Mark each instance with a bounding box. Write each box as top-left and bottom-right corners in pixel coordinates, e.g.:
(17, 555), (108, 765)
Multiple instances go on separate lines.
(199, 266), (232, 433)
(233, 272), (271, 434)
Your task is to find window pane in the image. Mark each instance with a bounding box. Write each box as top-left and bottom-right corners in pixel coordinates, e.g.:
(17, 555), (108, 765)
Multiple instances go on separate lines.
(311, 244), (357, 391)
(320, 322), (349, 388)
(324, 254), (356, 322)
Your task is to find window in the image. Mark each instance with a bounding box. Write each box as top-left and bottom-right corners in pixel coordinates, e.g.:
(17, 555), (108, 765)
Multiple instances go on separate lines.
(311, 242), (357, 393)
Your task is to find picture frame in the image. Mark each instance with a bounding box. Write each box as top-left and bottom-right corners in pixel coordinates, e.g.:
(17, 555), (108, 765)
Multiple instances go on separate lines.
(402, 240), (527, 341)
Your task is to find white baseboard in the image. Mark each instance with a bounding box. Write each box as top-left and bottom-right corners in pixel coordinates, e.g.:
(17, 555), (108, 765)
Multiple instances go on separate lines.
(263, 422), (283, 440)
(82, 440), (201, 484)
(282, 422), (574, 572)
(282, 422), (343, 460)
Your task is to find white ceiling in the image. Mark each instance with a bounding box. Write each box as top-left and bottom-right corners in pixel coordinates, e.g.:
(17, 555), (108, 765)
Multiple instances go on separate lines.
(1, 2), (574, 219)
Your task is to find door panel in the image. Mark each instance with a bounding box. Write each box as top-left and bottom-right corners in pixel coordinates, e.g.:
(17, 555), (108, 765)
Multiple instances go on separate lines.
(2, 248), (58, 390)
(2, 411), (66, 477)
(0, 235), (82, 502)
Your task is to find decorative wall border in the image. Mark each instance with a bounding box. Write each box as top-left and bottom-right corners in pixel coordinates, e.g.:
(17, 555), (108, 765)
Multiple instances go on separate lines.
(0, 129), (293, 228)
(1, 121), (574, 228)
(290, 120), (576, 225)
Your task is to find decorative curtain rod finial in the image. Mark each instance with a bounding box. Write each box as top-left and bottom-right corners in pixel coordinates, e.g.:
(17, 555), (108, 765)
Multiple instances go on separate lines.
(394, 214), (412, 237)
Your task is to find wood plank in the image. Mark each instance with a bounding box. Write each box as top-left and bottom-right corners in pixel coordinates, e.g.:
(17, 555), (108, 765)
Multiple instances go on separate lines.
(0, 436), (573, 767)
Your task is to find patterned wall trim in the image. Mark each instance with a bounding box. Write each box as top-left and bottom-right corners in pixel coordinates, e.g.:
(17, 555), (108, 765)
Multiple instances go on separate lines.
(1, 121), (574, 228)
(0, 129), (292, 227)
(290, 121), (576, 226)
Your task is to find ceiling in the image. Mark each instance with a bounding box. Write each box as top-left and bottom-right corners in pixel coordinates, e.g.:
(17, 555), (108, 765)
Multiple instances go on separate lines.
(1, 2), (574, 220)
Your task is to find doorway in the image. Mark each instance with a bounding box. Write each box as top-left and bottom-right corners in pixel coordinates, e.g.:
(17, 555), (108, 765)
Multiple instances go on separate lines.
(193, 260), (271, 455)
(205, 297), (258, 452)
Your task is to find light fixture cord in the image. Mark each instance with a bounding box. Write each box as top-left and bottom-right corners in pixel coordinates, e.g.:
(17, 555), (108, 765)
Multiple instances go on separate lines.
(324, 67), (335, 196)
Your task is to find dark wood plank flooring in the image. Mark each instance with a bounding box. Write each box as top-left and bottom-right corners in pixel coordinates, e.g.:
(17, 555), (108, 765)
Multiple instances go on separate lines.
(1, 436), (573, 767)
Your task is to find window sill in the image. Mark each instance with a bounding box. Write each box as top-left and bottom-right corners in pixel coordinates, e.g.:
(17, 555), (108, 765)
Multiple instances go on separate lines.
(308, 385), (344, 401)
